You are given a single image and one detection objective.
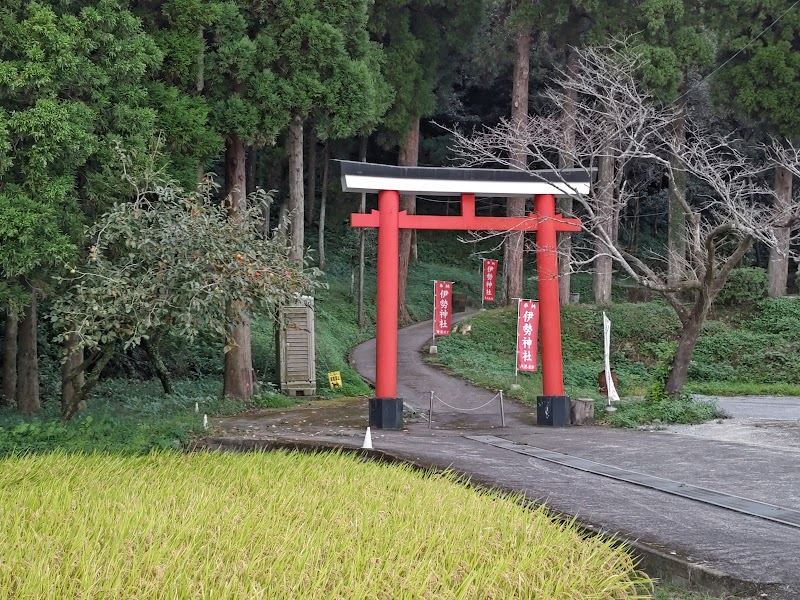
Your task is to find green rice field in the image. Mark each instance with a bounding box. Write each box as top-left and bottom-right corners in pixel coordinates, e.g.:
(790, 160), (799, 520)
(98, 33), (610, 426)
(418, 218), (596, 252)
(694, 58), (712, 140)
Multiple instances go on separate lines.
(0, 450), (650, 599)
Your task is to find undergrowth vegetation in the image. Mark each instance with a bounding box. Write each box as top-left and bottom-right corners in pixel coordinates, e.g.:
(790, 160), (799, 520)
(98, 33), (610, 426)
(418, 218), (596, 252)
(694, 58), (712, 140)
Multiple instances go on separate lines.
(0, 379), (294, 454)
(0, 450), (651, 599)
(605, 363), (727, 428)
(430, 288), (800, 426)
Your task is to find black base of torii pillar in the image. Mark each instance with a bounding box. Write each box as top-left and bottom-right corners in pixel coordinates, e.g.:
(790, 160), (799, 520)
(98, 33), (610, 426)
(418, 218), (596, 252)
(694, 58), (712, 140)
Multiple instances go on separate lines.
(338, 160), (593, 429)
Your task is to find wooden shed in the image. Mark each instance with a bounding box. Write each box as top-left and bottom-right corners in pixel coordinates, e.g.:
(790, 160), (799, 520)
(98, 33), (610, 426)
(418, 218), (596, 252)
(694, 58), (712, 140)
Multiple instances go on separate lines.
(277, 296), (316, 396)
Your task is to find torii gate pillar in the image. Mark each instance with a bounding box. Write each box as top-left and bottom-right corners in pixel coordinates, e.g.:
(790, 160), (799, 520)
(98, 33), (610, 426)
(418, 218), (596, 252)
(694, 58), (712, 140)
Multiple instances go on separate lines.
(371, 189), (404, 428)
(338, 160), (592, 429)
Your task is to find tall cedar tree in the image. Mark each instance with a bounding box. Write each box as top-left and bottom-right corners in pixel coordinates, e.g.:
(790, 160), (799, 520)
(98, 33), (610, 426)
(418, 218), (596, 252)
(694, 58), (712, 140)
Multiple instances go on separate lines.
(0, 0), (162, 413)
(714, 0), (800, 296)
(370, 0), (483, 324)
(141, 0), (385, 400)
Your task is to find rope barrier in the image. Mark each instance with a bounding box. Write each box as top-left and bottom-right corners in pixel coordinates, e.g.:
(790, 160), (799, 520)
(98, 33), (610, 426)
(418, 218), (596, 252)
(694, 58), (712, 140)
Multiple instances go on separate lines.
(428, 390), (506, 429)
(431, 392), (501, 412)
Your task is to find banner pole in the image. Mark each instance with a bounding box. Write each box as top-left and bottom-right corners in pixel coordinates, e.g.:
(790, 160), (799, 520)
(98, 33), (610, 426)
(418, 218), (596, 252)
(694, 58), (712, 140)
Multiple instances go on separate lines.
(429, 391), (434, 429)
(432, 280), (437, 345)
(481, 259), (485, 309)
(514, 298), (521, 381)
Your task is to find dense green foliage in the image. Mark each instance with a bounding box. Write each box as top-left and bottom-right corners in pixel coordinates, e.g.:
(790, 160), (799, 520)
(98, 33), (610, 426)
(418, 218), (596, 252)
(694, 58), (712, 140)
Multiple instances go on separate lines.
(714, 0), (800, 138)
(716, 267), (768, 306)
(0, 450), (651, 598)
(0, 0), (163, 305)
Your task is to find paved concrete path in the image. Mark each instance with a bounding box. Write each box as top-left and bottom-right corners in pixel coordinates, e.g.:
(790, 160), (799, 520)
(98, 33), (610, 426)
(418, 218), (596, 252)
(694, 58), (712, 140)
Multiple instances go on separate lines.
(215, 313), (800, 599)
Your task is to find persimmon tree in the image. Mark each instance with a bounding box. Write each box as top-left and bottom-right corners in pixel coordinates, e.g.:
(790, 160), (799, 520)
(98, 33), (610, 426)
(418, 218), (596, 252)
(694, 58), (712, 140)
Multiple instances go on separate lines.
(50, 164), (321, 420)
(450, 43), (798, 394)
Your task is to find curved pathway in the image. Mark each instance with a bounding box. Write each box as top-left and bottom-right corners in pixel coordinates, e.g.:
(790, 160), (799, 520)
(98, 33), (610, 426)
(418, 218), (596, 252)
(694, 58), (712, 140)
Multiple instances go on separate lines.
(350, 311), (534, 429)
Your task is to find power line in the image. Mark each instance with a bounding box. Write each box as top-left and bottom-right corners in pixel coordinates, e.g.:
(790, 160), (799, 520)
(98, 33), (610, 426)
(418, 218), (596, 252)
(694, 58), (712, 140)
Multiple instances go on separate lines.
(679, 0), (800, 102)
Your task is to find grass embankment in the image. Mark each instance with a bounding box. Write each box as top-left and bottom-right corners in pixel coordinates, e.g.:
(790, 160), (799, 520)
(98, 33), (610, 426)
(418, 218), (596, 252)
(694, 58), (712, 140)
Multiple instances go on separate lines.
(0, 450), (651, 599)
(429, 296), (800, 426)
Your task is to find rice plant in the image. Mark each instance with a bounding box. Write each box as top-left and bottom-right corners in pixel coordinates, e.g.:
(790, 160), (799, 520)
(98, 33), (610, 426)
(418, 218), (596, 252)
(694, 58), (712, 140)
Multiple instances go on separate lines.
(0, 450), (651, 599)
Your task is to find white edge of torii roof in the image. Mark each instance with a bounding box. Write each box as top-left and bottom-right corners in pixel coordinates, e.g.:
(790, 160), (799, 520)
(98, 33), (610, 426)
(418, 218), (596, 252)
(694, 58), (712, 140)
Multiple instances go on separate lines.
(335, 160), (595, 197)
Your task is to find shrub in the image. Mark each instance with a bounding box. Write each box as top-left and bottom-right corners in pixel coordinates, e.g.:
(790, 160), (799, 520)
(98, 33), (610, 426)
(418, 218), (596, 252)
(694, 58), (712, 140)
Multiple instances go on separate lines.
(606, 358), (726, 427)
(750, 297), (800, 337)
(716, 267), (768, 306)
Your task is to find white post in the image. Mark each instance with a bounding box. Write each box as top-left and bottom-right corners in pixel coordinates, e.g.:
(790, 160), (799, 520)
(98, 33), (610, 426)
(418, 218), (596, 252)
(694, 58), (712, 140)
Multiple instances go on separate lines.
(603, 311), (621, 405)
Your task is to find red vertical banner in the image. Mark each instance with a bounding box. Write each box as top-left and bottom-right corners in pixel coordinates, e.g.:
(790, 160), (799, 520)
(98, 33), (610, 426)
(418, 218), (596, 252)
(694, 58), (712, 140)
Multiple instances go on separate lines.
(434, 281), (453, 336)
(516, 300), (539, 372)
(482, 259), (498, 302)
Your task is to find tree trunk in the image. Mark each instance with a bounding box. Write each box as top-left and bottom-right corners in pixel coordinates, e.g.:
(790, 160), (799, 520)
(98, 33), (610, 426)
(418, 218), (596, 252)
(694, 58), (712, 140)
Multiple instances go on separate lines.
(665, 234), (752, 394)
(2, 312), (17, 406)
(16, 287), (40, 414)
(61, 333), (85, 416)
(287, 116), (305, 263)
(62, 346), (114, 420)
(593, 147), (614, 305)
(246, 145), (257, 198)
(667, 95), (688, 286)
(397, 116), (420, 325)
(196, 24), (204, 94)
(223, 133), (254, 401)
(357, 137), (368, 330)
(195, 24), (206, 182)
(305, 125), (317, 227)
(142, 337), (173, 395)
(502, 30), (531, 306)
(664, 303), (706, 395)
(557, 48), (578, 306)
(318, 144), (330, 271)
(768, 164), (792, 297)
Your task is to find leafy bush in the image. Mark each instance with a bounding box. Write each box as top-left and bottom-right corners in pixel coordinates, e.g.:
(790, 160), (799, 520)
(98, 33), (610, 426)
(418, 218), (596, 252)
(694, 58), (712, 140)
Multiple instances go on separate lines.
(606, 360), (726, 428)
(716, 267), (767, 306)
(750, 297), (800, 337)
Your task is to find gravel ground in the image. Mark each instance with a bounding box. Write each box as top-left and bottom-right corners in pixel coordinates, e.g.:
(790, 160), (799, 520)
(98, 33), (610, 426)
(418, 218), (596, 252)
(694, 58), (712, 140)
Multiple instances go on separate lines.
(665, 395), (800, 452)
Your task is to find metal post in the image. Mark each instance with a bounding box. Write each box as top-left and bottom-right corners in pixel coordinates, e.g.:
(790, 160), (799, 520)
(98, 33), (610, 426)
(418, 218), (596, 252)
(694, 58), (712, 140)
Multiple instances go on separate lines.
(500, 390), (505, 427)
(429, 391), (434, 429)
(481, 259), (485, 309)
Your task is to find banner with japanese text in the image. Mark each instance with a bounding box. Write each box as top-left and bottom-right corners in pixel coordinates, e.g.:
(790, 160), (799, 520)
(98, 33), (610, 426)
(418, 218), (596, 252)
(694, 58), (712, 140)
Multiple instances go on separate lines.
(434, 281), (453, 336)
(482, 259), (498, 302)
(516, 300), (539, 372)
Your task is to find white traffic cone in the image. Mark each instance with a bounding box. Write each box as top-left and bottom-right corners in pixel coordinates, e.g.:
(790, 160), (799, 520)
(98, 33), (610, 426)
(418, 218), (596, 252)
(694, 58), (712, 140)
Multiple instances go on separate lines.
(361, 427), (373, 450)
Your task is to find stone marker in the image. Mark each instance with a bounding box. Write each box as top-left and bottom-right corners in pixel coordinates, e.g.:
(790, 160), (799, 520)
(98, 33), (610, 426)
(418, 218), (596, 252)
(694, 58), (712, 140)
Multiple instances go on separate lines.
(571, 398), (595, 425)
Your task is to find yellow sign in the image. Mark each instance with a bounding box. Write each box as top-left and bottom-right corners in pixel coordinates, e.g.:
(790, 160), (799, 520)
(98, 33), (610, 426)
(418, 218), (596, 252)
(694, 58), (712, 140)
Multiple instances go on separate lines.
(327, 371), (343, 389)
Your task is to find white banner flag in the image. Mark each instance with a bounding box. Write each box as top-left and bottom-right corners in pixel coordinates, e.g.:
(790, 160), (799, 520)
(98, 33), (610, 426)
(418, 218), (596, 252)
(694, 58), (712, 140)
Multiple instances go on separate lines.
(603, 312), (620, 404)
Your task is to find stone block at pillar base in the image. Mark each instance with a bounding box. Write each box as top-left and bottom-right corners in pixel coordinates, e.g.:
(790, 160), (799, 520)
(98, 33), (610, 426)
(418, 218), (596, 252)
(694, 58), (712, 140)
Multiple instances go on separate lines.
(537, 395), (571, 427)
(369, 398), (404, 429)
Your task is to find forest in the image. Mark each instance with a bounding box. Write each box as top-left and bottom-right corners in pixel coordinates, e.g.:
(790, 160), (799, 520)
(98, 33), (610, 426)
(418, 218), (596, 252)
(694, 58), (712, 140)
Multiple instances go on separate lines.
(3, 0), (800, 431)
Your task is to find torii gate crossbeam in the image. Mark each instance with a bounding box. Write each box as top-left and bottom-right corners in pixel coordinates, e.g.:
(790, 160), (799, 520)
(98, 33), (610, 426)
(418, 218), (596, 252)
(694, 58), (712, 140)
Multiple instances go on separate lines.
(338, 160), (592, 429)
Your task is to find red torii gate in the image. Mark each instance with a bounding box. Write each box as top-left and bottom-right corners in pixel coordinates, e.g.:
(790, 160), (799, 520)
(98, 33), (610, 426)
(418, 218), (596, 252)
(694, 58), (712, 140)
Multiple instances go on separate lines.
(337, 160), (591, 429)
